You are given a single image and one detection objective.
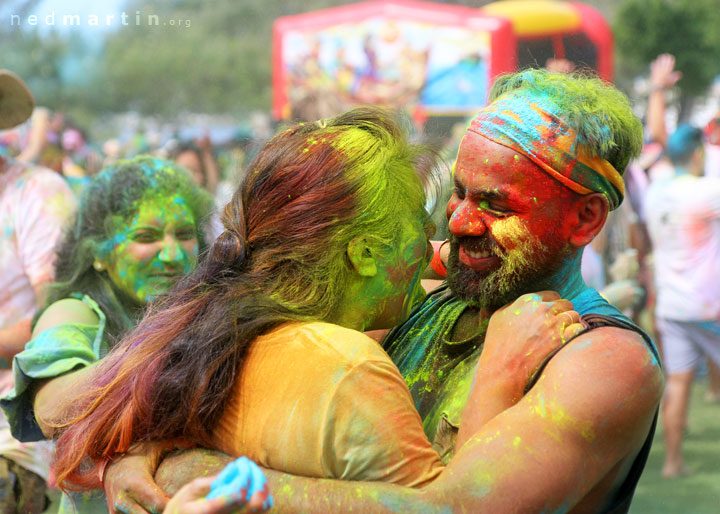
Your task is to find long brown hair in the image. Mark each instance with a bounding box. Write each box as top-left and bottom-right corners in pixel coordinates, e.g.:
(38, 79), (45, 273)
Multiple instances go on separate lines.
(53, 107), (438, 490)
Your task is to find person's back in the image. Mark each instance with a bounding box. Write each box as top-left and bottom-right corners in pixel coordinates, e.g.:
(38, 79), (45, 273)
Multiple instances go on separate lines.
(644, 123), (719, 478)
(646, 173), (720, 320)
(212, 321), (443, 486)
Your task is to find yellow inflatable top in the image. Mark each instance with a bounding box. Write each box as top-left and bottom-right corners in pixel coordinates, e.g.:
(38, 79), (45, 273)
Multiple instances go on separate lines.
(482, 0), (581, 36)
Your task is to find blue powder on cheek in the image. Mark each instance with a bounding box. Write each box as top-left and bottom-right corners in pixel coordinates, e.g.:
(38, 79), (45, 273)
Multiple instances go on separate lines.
(97, 232), (129, 256)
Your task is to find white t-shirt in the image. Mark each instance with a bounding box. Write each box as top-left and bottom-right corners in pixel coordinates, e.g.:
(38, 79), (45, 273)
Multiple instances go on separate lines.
(0, 159), (75, 479)
(0, 160), (76, 329)
(645, 173), (720, 321)
(706, 144), (720, 179)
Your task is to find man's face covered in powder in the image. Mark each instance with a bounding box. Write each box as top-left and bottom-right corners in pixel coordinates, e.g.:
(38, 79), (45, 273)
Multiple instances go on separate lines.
(100, 194), (199, 305)
(445, 131), (575, 311)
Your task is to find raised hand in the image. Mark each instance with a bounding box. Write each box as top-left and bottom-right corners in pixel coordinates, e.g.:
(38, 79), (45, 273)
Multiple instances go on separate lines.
(650, 53), (682, 91)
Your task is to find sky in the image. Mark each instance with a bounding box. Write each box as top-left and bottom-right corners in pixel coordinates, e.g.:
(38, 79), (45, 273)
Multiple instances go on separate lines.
(25, 0), (128, 33)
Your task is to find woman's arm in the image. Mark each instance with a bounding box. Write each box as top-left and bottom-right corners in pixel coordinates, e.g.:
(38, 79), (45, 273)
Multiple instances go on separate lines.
(28, 298), (101, 438)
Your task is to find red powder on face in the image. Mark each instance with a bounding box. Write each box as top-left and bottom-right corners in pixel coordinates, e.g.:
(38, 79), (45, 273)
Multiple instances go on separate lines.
(448, 131), (577, 255)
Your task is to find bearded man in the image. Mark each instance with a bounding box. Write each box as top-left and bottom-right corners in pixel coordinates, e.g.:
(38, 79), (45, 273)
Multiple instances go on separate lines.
(105, 70), (663, 514)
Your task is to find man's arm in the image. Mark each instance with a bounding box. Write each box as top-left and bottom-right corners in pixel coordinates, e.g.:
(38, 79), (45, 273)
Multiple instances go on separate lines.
(265, 327), (662, 513)
(142, 327), (660, 513)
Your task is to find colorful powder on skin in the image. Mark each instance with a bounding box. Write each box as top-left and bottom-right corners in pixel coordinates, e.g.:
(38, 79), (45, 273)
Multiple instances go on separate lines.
(487, 216), (549, 297)
(528, 386), (596, 443)
(100, 194), (198, 305)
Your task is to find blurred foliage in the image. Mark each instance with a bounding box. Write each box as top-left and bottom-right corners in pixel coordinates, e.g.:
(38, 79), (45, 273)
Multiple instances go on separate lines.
(2, 0), (718, 122)
(615, 0), (720, 97)
(94, 0), (363, 117)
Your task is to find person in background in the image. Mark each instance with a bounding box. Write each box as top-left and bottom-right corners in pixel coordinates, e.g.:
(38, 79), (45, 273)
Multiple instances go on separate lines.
(173, 133), (220, 196)
(645, 124), (720, 478)
(704, 112), (720, 179)
(1, 156), (215, 512)
(0, 69), (76, 513)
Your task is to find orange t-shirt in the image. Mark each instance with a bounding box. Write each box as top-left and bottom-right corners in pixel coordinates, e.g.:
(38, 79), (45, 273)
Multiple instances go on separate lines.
(212, 322), (443, 487)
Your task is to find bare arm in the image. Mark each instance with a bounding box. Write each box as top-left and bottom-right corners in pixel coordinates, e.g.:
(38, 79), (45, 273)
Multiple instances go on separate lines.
(108, 293), (594, 512)
(29, 298), (101, 438)
(647, 54), (682, 147)
(264, 328), (662, 513)
(0, 318), (32, 368)
(17, 107), (49, 164)
(0, 281), (51, 368)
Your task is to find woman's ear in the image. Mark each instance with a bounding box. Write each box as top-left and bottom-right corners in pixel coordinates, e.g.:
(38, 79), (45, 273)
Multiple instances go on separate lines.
(347, 235), (378, 277)
(569, 193), (609, 247)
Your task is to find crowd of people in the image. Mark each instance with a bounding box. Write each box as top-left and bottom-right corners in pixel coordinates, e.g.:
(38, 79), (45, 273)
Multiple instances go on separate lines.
(0, 50), (717, 514)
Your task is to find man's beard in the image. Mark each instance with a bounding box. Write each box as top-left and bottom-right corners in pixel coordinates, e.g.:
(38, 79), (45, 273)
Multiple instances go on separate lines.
(446, 232), (569, 312)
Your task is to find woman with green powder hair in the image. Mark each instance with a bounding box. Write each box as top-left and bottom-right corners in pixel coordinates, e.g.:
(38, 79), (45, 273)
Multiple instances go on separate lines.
(1, 156), (215, 512)
(49, 108), (576, 502)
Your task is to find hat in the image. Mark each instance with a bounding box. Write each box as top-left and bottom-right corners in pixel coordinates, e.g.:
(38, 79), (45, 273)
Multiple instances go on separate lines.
(0, 70), (35, 130)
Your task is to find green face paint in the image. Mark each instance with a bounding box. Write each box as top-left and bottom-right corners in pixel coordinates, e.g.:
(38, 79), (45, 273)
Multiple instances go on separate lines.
(101, 194), (199, 305)
(369, 206), (435, 330)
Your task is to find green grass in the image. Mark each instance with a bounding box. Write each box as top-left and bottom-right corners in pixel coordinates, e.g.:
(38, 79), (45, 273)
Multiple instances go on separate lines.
(631, 379), (720, 513)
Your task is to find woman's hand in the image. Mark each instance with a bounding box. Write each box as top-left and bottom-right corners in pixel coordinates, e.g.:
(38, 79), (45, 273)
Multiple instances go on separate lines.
(163, 457), (272, 514)
(457, 291), (583, 448)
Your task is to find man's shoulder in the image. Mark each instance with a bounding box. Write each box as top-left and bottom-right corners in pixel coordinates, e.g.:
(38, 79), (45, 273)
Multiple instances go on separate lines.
(547, 324), (662, 398)
(1, 161), (73, 204)
(556, 330), (663, 443)
(570, 287), (625, 318)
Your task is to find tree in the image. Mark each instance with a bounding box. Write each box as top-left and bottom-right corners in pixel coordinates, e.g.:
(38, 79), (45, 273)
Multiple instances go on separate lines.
(614, 0), (720, 118)
(91, 0), (359, 118)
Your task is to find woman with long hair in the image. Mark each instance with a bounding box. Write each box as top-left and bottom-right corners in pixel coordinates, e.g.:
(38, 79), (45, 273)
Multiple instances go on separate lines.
(1, 156), (214, 512)
(52, 109), (577, 502)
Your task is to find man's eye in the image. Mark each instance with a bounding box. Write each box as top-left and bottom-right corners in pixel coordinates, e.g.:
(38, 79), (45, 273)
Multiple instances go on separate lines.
(479, 200), (511, 216)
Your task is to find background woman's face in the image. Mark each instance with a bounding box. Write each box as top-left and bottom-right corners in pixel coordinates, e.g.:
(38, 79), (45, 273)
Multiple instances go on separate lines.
(101, 194), (199, 305)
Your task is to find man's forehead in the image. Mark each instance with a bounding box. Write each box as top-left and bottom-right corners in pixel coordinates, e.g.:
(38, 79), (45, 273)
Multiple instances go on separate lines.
(454, 130), (541, 180)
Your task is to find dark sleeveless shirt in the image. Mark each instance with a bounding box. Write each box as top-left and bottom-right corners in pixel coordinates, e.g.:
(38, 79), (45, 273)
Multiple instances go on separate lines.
(383, 283), (661, 514)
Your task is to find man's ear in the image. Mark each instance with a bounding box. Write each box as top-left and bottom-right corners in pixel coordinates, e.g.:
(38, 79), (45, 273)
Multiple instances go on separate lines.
(569, 193), (609, 247)
(347, 235), (378, 277)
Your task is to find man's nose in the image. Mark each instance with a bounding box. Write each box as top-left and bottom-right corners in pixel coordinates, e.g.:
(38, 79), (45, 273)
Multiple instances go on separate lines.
(448, 201), (487, 237)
